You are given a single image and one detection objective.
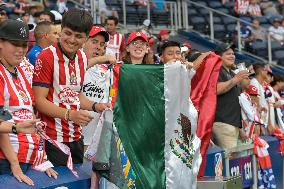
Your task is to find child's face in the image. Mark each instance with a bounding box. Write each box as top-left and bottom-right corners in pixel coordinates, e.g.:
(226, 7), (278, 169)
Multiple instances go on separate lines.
(250, 95), (259, 106)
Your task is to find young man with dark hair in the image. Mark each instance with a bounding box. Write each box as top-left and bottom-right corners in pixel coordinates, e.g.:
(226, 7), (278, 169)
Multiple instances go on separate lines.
(105, 16), (125, 60)
(39, 11), (55, 23)
(159, 40), (182, 64)
(250, 63), (269, 132)
(27, 21), (58, 65)
(32, 8), (114, 166)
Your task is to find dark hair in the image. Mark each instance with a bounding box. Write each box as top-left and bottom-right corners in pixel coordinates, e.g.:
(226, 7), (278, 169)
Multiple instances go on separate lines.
(160, 40), (180, 55)
(253, 63), (265, 75)
(34, 21), (52, 41)
(40, 11), (55, 23)
(270, 73), (284, 87)
(62, 8), (93, 35)
(106, 16), (118, 25)
(186, 49), (201, 62)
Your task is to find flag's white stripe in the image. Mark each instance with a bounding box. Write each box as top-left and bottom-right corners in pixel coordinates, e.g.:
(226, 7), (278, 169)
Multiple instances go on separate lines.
(164, 62), (201, 189)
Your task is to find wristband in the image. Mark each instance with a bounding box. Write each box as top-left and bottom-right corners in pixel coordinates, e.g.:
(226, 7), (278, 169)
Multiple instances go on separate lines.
(92, 102), (97, 112)
(12, 123), (17, 134)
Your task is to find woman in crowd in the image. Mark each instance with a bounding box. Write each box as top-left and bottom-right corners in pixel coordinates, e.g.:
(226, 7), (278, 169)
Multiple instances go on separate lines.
(0, 19), (57, 186)
(122, 31), (154, 65)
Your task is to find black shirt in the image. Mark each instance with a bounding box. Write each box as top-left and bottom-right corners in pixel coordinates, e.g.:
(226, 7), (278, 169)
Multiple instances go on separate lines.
(215, 66), (242, 128)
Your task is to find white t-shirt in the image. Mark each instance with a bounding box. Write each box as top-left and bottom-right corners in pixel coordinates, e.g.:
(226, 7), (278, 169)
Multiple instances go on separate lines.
(82, 65), (111, 145)
(269, 26), (284, 41)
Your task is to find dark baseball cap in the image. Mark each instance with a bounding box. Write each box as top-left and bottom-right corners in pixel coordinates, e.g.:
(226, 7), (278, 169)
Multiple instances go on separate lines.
(215, 43), (235, 56)
(0, 19), (29, 41)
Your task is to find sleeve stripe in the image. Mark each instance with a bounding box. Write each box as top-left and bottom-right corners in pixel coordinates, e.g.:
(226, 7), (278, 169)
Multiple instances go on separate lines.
(32, 82), (50, 88)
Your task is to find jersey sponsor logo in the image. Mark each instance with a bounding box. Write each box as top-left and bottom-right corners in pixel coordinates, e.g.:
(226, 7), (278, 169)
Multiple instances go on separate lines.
(82, 81), (105, 100)
(58, 87), (80, 104)
(12, 109), (33, 120)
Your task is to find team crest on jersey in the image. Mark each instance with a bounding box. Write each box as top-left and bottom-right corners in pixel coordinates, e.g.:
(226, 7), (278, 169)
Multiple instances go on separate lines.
(34, 59), (43, 76)
(58, 87), (80, 104)
(18, 90), (29, 103)
(12, 109), (33, 120)
(169, 113), (195, 169)
(70, 72), (77, 85)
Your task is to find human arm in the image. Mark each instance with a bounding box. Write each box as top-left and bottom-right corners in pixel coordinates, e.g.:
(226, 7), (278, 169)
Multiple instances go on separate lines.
(0, 134), (34, 186)
(79, 93), (111, 113)
(33, 86), (93, 126)
(87, 55), (116, 69)
(217, 70), (249, 95)
(0, 120), (36, 134)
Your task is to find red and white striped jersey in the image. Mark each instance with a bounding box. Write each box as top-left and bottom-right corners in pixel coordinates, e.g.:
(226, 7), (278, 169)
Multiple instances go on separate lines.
(19, 57), (34, 86)
(33, 43), (88, 143)
(248, 4), (262, 17)
(106, 32), (125, 60)
(234, 0), (249, 15)
(0, 64), (39, 164)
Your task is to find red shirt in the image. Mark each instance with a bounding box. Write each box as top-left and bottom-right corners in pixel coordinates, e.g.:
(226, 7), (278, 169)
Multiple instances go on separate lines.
(33, 43), (88, 142)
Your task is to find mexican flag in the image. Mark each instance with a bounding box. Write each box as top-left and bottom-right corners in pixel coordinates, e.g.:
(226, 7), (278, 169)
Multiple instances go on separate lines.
(113, 62), (202, 189)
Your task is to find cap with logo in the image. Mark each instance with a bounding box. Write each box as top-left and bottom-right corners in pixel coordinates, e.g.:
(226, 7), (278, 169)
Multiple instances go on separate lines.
(89, 26), (109, 42)
(246, 85), (259, 96)
(0, 19), (29, 41)
(127, 32), (148, 45)
(215, 42), (235, 56)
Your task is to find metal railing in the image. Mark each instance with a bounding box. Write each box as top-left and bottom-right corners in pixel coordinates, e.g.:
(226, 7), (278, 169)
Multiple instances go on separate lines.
(186, 0), (278, 64)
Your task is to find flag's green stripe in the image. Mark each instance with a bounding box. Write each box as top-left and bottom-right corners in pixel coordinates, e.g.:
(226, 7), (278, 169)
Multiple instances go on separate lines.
(114, 64), (166, 189)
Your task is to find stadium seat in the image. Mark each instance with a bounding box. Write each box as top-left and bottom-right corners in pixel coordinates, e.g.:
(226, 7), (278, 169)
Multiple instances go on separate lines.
(240, 16), (252, 23)
(274, 50), (284, 60)
(222, 16), (236, 25)
(226, 23), (237, 33)
(205, 16), (222, 24)
(251, 40), (268, 58)
(199, 8), (210, 16)
(188, 8), (198, 17)
(216, 8), (230, 14)
(208, 1), (223, 9)
(271, 41), (283, 51)
(189, 16), (207, 33)
(213, 24), (227, 40)
(223, 1), (234, 9)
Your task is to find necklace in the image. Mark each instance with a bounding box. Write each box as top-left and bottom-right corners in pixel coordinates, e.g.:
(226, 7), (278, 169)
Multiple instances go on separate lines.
(0, 59), (18, 78)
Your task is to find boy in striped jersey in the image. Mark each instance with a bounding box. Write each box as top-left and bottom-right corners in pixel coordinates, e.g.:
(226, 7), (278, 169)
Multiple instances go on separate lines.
(0, 19), (58, 186)
(32, 8), (114, 166)
(105, 16), (125, 60)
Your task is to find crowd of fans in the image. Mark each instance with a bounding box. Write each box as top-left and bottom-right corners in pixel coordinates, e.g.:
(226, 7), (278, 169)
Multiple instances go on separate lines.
(0, 0), (284, 188)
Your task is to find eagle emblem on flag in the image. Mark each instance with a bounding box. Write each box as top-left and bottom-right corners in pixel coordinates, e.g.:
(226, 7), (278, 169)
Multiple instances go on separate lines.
(170, 113), (196, 169)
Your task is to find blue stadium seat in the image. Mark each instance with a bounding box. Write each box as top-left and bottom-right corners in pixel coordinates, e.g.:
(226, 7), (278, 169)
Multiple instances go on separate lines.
(240, 16), (252, 23)
(223, 1), (234, 9)
(189, 16), (207, 33)
(188, 8), (198, 17)
(205, 16), (222, 24)
(274, 50), (284, 60)
(271, 41), (283, 51)
(199, 8), (210, 16)
(216, 8), (230, 14)
(222, 16), (236, 25)
(226, 23), (237, 33)
(251, 40), (268, 58)
(213, 24), (227, 39)
(208, 1), (223, 9)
